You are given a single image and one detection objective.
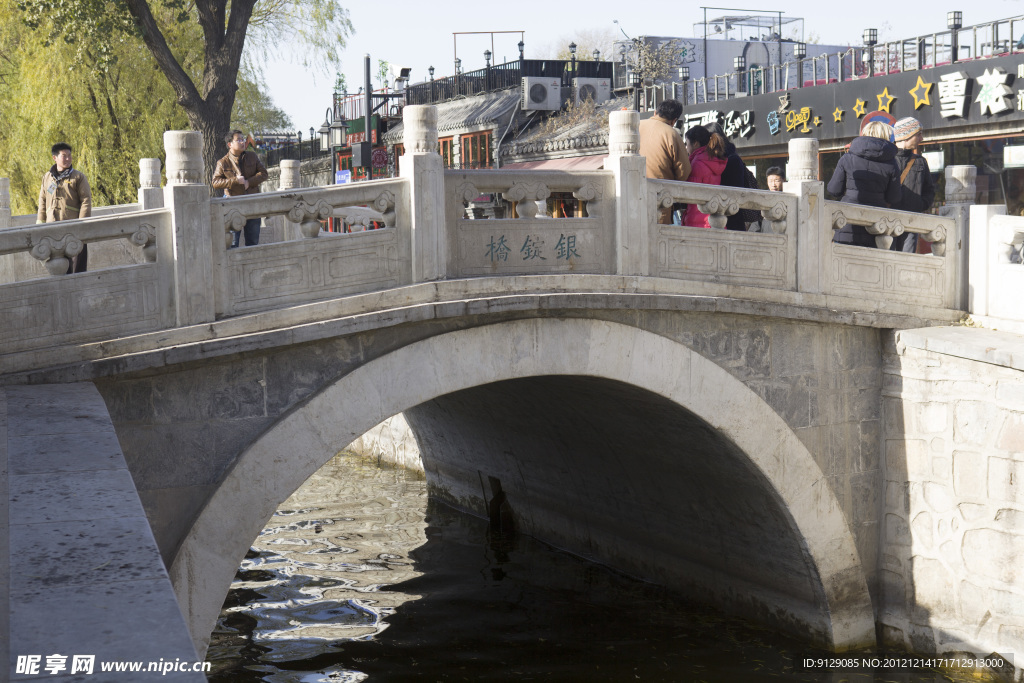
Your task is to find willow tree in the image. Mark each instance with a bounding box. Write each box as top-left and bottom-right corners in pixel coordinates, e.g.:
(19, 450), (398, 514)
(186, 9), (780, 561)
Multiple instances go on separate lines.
(17, 0), (353, 179)
(0, 0), (189, 213)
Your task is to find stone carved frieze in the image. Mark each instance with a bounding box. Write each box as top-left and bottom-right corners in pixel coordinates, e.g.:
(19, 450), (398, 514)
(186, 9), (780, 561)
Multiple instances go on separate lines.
(506, 182), (551, 219)
(696, 195), (739, 230)
(573, 183), (603, 219)
(760, 202), (788, 234)
(371, 190), (397, 228)
(455, 182), (480, 204)
(30, 234), (84, 276)
(287, 198), (334, 239)
(130, 223), (158, 262)
(831, 210), (847, 232)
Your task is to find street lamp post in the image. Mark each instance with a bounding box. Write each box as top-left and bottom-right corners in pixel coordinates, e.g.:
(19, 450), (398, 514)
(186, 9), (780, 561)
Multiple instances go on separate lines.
(296, 130), (302, 161)
(679, 66), (689, 105)
(794, 42), (806, 87)
(947, 11), (962, 63)
(733, 55), (746, 94)
(592, 48), (600, 61)
(484, 49), (491, 90)
(863, 28), (878, 77)
(518, 39), (525, 61)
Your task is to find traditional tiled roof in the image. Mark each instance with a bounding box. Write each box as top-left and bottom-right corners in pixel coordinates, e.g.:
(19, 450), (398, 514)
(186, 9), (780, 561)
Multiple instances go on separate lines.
(383, 90), (521, 143)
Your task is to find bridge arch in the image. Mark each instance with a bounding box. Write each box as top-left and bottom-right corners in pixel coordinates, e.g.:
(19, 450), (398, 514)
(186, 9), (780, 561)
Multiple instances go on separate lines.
(170, 317), (876, 656)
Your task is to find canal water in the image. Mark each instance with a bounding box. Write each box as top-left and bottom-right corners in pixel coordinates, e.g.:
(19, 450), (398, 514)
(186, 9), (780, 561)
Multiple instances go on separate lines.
(206, 453), (995, 682)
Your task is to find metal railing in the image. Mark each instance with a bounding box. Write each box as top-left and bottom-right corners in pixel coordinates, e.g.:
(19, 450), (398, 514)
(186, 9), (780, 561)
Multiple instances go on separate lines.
(674, 14), (1023, 104)
(263, 140), (330, 167)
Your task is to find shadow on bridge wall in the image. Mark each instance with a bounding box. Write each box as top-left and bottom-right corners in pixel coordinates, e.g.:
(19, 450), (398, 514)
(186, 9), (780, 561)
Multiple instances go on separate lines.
(162, 317), (875, 658)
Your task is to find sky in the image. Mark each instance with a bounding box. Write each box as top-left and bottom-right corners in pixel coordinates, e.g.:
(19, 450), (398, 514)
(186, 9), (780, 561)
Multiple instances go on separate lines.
(262, 0), (1022, 135)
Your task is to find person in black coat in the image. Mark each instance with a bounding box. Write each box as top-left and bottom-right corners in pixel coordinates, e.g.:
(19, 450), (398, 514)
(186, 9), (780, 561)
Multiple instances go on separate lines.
(706, 122), (749, 231)
(827, 121), (902, 247)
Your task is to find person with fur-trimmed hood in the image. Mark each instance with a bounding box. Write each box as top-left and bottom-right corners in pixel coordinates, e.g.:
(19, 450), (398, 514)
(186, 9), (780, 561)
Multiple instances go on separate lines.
(37, 142), (92, 273)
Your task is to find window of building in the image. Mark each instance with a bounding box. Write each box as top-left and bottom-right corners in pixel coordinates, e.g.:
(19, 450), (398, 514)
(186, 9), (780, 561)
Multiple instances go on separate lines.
(460, 131), (493, 170)
(439, 137), (454, 168)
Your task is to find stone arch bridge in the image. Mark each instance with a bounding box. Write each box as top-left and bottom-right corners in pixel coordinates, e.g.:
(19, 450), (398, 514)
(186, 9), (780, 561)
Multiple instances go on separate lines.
(3, 109), (1023, 675)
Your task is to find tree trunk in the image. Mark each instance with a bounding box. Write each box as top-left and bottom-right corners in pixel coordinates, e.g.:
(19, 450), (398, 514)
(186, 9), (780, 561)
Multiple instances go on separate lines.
(186, 103), (232, 195)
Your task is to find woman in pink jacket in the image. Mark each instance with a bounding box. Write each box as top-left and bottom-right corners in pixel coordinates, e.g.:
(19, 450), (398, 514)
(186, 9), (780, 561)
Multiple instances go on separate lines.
(682, 126), (729, 228)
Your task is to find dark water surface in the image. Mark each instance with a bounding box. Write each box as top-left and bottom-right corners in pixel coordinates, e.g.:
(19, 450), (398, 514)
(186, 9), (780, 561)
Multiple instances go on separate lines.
(206, 454), (993, 682)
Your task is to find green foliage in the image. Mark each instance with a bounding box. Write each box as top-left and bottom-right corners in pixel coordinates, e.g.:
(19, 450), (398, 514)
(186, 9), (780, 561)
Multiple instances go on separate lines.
(0, 0), (188, 213)
(248, 0), (354, 72)
(334, 71), (348, 95)
(232, 74), (293, 135)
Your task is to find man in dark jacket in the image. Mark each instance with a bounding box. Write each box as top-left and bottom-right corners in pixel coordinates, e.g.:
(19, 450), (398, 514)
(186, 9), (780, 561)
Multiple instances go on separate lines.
(889, 117), (936, 252)
(827, 121), (902, 247)
(212, 129), (269, 247)
(706, 122), (750, 231)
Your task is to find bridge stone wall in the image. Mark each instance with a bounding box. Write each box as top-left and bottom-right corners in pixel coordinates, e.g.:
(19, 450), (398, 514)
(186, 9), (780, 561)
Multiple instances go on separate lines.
(881, 327), (1024, 664)
(91, 304), (884, 634)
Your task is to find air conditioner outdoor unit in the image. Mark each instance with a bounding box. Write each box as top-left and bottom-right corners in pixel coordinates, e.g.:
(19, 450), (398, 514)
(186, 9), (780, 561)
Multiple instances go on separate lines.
(521, 77), (562, 111)
(573, 77), (612, 105)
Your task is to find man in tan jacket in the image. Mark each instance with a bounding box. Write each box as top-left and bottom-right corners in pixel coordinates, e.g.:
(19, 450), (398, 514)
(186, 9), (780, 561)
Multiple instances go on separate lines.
(638, 100), (690, 224)
(37, 142), (92, 273)
(212, 129), (269, 247)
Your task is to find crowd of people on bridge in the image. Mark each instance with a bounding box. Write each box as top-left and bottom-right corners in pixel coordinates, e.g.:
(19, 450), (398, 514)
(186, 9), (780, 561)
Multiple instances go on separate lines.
(637, 99), (935, 247)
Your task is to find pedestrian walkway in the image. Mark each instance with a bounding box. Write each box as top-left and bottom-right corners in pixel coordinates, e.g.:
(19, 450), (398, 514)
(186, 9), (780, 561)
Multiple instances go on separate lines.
(3, 383), (204, 682)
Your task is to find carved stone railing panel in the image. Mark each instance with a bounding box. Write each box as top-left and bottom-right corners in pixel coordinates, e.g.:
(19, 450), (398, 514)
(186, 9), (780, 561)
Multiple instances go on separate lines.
(647, 180), (798, 291)
(828, 202), (954, 255)
(0, 209), (172, 272)
(824, 201), (957, 308)
(0, 210), (175, 353)
(649, 180), (794, 235)
(210, 178), (406, 242)
(210, 178), (412, 317)
(444, 170), (615, 277)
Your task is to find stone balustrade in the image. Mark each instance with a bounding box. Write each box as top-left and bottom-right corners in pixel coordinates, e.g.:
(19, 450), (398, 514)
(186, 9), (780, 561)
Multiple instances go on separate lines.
(444, 170), (614, 277)
(0, 208), (176, 353)
(0, 105), (987, 357)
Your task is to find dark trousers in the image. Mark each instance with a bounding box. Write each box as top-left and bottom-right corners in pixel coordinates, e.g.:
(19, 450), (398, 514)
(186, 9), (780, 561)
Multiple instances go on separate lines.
(231, 217), (261, 248)
(66, 242), (88, 274)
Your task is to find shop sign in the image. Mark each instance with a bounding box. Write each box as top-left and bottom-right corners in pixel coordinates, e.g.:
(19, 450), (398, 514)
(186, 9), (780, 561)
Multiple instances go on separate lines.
(681, 108), (755, 138)
(677, 52), (1024, 150)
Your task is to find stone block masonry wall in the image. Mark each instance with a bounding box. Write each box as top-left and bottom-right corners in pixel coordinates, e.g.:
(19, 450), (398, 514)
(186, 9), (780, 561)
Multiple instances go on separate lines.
(882, 327), (1024, 670)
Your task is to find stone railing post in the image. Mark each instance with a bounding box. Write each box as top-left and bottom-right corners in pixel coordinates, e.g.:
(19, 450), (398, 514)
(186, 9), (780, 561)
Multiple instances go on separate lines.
(943, 165), (975, 310)
(279, 159), (303, 240)
(138, 158), (164, 210)
(784, 137), (826, 295)
(607, 110), (648, 276)
(280, 160), (301, 190)
(401, 105), (446, 282)
(0, 177), (10, 229)
(163, 131), (215, 326)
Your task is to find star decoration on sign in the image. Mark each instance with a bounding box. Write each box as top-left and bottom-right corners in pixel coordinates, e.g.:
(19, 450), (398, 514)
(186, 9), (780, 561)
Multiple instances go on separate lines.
(876, 87), (896, 113)
(853, 99), (867, 118)
(813, 116), (822, 126)
(909, 76), (933, 109)
(975, 67), (1013, 115)
(833, 107), (844, 122)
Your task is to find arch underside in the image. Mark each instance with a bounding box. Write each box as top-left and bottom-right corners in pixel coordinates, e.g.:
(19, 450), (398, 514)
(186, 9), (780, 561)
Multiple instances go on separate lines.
(170, 318), (876, 656)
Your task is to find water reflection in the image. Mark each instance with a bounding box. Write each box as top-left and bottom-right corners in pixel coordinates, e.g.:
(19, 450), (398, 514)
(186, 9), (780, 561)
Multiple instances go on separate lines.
(207, 453), (997, 683)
